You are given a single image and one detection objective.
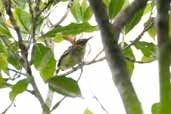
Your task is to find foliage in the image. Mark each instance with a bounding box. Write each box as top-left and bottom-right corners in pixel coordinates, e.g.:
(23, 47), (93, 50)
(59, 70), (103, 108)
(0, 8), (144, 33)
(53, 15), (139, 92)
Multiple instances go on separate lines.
(48, 76), (81, 97)
(0, 0), (169, 114)
(84, 108), (94, 114)
(32, 43), (56, 81)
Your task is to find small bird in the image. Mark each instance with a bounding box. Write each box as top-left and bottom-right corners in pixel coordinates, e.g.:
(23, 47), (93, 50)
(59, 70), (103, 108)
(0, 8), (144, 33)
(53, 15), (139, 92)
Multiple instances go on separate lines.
(56, 37), (91, 73)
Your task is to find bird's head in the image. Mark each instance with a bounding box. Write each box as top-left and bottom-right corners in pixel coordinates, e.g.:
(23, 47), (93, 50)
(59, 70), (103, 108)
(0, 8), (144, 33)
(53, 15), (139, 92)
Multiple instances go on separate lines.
(75, 37), (92, 46)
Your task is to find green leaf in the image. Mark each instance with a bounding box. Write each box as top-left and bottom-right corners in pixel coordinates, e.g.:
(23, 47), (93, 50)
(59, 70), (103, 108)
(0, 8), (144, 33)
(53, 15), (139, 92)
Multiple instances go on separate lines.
(44, 22), (97, 37)
(84, 108), (94, 114)
(71, 0), (82, 22)
(121, 0), (129, 10)
(0, 23), (12, 38)
(8, 51), (21, 70)
(143, 2), (153, 15)
(81, 0), (92, 22)
(0, 74), (6, 88)
(4, 42), (21, 69)
(124, 8), (144, 33)
(141, 55), (155, 62)
(32, 43), (56, 81)
(145, 17), (156, 39)
(81, 0), (88, 14)
(109, 0), (125, 19)
(148, 25), (156, 39)
(12, 0), (27, 8)
(9, 78), (30, 101)
(48, 76), (81, 97)
(0, 52), (8, 71)
(54, 33), (64, 43)
(134, 41), (156, 62)
(123, 44), (135, 76)
(36, 15), (44, 33)
(13, 8), (32, 33)
(103, 0), (111, 7)
(82, 7), (92, 22)
(151, 103), (160, 114)
(71, 0), (92, 22)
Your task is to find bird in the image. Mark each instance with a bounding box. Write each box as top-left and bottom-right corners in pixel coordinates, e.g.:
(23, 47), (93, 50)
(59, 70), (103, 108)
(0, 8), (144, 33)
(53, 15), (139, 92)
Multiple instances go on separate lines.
(56, 37), (91, 74)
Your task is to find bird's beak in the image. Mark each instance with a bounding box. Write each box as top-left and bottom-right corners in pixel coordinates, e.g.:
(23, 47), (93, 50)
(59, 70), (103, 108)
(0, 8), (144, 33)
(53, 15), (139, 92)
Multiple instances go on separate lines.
(86, 36), (93, 41)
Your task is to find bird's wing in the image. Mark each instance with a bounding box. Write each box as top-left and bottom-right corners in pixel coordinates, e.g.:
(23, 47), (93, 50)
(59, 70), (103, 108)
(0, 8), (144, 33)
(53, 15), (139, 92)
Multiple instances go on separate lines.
(57, 45), (74, 67)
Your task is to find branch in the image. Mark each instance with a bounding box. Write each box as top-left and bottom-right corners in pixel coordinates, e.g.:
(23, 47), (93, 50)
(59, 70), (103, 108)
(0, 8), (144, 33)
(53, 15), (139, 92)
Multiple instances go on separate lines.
(4, 1), (47, 112)
(8, 68), (27, 76)
(4, 0), (22, 42)
(54, 8), (69, 27)
(58, 47), (155, 77)
(88, 1), (143, 114)
(89, 88), (109, 114)
(57, 57), (105, 77)
(28, 0), (34, 18)
(156, 0), (171, 113)
(4, 0), (27, 57)
(50, 97), (66, 112)
(125, 57), (154, 64)
(112, 0), (148, 36)
(92, 49), (104, 61)
(38, 0), (54, 16)
(1, 102), (13, 114)
(31, 0), (40, 43)
(49, 0), (72, 28)
(123, 15), (153, 50)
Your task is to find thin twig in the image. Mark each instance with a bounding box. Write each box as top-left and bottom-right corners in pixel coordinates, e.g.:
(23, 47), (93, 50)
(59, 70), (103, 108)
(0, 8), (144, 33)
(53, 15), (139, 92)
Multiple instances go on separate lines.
(58, 51), (155, 77)
(1, 102), (13, 114)
(49, 0), (72, 28)
(26, 89), (35, 94)
(27, 0), (34, 46)
(57, 57), (105, 77)
(89, 89), (110, 114)
(123, 22), (153, 50)
(123, 8), (154, 50)
(38, 0), (54, 16)
(28, 0), (34, 18)
(4, 0), (23, 43)
(45, 90), (54, 110)
(125, 56), (155, 63)
(77, 65), (84, 82)
(32, 0), (40, 43)
(93, 96), (109, 114)
(8, 68), (27, 76)
(92, 49), (104, 61)
(50, 97), (66, 112)
(4, 0), (27, 57)
(54, 8), (70, 27)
